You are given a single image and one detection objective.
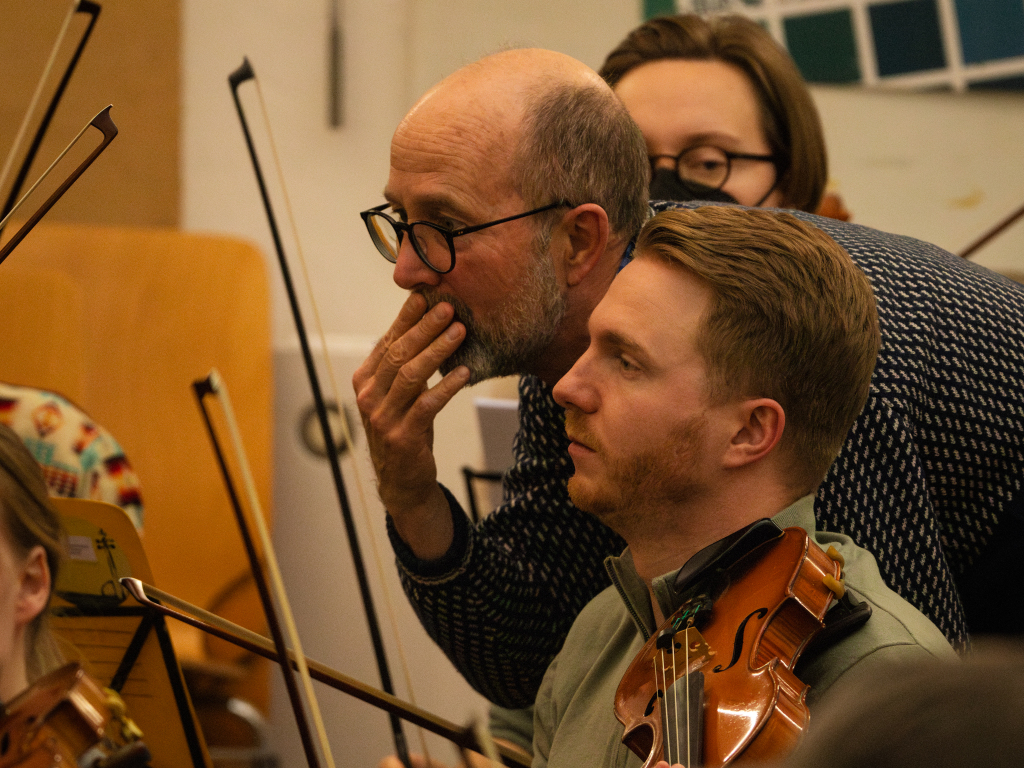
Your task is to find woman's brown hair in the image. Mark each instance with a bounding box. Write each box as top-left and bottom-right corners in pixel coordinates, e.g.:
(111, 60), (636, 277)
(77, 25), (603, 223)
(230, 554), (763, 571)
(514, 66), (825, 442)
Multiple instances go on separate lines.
(600, 14), (827, 213)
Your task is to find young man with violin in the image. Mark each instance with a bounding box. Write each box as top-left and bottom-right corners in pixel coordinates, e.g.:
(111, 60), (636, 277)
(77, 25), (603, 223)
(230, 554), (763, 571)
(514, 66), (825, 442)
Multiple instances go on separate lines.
(358, 48), (1024, 721)
(530, 206), (956, 768)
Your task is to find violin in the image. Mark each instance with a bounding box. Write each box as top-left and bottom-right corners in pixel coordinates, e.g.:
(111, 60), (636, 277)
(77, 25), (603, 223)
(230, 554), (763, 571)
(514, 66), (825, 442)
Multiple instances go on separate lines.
(0, 662), (149, 768)
(615, 525), (847, 768)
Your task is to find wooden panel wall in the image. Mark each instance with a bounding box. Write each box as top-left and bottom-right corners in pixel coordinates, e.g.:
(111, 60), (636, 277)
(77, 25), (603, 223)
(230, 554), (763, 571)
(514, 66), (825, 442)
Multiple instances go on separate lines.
(0, 0), (179, 227)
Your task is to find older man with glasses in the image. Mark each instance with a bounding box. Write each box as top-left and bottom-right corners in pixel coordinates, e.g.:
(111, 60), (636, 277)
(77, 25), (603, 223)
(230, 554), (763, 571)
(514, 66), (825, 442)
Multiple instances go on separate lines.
(353, 47), (1024, 721)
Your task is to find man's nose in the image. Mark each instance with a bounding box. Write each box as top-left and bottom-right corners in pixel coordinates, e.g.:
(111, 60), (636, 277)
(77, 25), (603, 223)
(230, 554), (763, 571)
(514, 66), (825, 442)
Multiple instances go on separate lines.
(392, 236), (442, 290)
(553, 358), (597, 414)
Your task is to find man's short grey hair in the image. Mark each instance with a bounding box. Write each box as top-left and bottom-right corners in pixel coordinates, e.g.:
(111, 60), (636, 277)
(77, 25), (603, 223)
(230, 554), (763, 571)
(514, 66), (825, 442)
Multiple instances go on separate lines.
(511, 81), (650, 242)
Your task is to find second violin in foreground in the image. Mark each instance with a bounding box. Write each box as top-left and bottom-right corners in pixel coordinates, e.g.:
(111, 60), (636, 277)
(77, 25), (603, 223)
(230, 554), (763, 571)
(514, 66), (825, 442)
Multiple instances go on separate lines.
(0, 662), (149, 768)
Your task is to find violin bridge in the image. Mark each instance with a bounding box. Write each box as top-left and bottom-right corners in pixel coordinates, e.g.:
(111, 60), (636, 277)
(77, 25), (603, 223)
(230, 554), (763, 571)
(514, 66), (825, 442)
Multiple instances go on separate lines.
(654, 626), (715, 673)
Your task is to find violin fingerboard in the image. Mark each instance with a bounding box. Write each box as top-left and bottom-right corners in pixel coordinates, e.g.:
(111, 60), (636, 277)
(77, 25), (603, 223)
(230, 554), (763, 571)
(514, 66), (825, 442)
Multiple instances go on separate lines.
(660, 669), (705, 768)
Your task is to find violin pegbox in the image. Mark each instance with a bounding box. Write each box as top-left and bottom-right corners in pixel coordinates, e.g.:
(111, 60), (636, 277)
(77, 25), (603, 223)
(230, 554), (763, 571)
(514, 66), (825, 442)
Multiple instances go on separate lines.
(822, 546), (846, 599)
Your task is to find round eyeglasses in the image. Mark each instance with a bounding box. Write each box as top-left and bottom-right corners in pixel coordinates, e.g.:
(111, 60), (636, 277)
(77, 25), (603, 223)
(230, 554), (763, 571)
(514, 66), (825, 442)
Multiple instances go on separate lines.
(650, 145), (777, 192)
(359, 201), (572, 274)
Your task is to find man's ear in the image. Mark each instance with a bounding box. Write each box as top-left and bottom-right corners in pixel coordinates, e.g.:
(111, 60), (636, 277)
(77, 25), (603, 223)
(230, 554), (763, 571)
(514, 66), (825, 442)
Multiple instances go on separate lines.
(723, 398), (785, 469)
(14, 546), (50, 628)
(560, 204), (610, 286)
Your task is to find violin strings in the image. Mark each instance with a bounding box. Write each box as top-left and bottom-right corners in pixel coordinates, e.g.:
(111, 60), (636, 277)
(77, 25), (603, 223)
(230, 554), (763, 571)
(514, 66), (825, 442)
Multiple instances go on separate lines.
(658, 639), (679, 766)
(661, 622), (694, 768)
(684, 624), (691, 768)
(656, 649), (668, 764)
(672, 632), (681, 767)
(250, 75), (433, 765)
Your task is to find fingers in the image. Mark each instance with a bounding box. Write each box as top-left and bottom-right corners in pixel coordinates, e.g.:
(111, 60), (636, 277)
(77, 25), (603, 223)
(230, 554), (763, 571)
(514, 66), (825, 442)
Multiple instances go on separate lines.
(354, 293), (430, 390)
(354, 294), (460, 400)
(354, 294), (468, 425)
(351, 292), (471, 544)
(383, 310), (465, 412)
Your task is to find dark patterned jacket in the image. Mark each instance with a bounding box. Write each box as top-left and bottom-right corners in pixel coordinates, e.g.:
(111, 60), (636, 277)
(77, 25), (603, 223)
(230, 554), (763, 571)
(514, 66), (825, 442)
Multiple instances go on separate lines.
(387, 202), (1024, 707)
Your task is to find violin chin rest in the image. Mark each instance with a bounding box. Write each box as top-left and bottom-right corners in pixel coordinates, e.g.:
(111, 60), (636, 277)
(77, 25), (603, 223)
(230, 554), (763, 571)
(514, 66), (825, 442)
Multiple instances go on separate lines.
(801, 592), (873, 662)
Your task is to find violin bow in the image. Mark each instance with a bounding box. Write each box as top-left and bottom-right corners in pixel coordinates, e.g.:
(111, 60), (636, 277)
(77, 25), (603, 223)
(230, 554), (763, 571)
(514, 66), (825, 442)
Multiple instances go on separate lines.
(192, 370), (337, 768)
(0, 0), (101, 234)
(958, 199), (1024, 260)
(228, 57), (414, 768)
(120, 577), (532, 768)
(0, 105), (117, 266)
(192, 372), (324, 768)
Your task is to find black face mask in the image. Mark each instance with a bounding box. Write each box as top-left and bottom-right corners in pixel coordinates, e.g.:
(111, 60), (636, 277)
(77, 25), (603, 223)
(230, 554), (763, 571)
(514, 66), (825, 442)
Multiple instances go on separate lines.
(648, 168), (739, 205)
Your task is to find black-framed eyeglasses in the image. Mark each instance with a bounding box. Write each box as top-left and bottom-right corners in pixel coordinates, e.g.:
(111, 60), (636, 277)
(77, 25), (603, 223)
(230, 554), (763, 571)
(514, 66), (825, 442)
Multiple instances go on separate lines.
(360, 200), (572, 274)
(650, 145), (777, 192)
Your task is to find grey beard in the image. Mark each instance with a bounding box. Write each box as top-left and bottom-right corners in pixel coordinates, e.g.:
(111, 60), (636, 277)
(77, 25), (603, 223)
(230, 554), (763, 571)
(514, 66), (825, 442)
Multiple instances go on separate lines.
(424, 245), (566, 385)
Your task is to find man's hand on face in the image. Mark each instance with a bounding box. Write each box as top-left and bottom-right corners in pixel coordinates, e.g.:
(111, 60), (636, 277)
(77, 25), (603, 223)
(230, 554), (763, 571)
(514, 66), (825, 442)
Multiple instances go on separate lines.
(353, 293), (472, 560)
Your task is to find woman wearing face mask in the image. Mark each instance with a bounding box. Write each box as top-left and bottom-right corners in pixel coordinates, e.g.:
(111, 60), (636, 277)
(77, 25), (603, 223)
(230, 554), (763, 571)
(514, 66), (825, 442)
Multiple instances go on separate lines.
(600, 14), (829, 213)
(0, 423), (65, 702)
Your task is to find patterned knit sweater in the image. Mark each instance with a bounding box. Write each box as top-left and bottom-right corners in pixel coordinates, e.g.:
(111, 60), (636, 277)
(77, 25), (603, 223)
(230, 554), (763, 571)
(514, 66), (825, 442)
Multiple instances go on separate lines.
(387, 203), (1024, 708)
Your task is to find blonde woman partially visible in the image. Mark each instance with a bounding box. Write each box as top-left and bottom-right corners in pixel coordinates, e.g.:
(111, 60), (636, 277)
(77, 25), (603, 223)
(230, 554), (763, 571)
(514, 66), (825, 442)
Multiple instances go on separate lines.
(0, 423), (64, 701)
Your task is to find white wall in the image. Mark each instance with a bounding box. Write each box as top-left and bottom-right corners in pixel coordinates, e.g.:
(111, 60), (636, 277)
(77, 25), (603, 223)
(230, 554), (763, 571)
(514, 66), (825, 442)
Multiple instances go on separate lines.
(181, 0), (639, 346)
(180, 2), (640, 765)
(814, 84), (1024, 277)
(180, 2), (1024, 765)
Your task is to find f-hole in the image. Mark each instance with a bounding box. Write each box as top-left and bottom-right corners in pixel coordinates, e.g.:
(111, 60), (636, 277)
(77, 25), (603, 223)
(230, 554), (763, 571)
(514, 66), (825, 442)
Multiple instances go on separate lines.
(713, 607), (768, 673)
(644, 689), (662, 717)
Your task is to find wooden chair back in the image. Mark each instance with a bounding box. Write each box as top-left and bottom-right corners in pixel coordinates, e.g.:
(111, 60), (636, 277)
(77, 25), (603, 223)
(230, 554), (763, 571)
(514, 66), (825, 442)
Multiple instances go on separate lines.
(0, 221), (273, 708)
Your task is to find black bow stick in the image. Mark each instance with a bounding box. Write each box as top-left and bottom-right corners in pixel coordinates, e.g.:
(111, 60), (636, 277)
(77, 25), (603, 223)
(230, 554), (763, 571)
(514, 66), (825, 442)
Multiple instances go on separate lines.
(0, 1), (101, 235)
(228, 57), (413, 768)
(192, 373), (324, 768)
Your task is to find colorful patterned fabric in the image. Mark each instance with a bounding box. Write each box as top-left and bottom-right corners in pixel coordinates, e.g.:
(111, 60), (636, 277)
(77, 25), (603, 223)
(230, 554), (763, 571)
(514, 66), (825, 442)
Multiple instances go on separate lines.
(388, 203), (1024, 707)
(0, 382), (143, 529)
